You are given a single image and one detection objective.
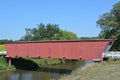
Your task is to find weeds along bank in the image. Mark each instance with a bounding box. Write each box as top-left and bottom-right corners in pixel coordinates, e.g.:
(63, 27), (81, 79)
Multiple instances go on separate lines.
(60, 60), (120, 80)
(0, 57), (15, 71)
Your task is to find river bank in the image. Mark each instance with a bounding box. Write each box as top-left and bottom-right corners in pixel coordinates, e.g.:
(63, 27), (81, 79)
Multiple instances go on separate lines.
(60, 60), (120, 80)
(0, 57), (15, 71)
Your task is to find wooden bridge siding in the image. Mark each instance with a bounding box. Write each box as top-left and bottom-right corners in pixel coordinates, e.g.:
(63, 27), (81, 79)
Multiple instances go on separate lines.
(5, 40), (113, 61)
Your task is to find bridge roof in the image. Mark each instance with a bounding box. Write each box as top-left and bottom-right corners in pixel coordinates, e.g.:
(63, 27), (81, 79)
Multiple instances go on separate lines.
(5, 39), (114, 44)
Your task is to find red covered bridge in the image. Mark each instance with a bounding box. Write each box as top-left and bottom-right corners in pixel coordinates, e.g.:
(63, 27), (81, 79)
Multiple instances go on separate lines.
(5, 39), (114, 66)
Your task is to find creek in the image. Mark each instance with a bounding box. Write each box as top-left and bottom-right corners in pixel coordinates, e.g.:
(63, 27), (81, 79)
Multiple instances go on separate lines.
(0, 60), (92, 80)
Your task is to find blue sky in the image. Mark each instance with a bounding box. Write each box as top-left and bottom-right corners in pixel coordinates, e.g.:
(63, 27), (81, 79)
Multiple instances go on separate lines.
(0, 0), (119, 40)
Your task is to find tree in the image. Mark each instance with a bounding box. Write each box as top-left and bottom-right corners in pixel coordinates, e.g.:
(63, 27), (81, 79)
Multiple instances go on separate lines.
(53, 29), (79, 40)
(97, 1), (120, 50)
(20, 23), (59, 41)
(0, 39), (13, 44)
(20, 23), (79, 41)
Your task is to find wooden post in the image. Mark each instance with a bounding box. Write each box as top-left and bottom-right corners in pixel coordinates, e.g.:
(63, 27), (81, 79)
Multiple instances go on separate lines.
(8, 57), (11, 67)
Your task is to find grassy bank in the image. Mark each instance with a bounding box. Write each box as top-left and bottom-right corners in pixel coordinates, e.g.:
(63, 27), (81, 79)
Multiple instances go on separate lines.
(0, 57), (15, 71)
(29, 58), (63, 66)
(0, 44), (5, 51)
(60, 60), (120, 80)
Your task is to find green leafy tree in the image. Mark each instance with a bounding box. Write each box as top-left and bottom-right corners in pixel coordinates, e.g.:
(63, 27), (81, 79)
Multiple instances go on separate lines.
(53, 29), (79, 40)
(20, 23), (59, 41)
(20, 23), (79, 41)
(97, 1), (120, 50)
(0, 39), (13, 44)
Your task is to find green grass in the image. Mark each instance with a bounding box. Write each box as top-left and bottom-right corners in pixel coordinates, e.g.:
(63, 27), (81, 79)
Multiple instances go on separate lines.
(0, 57), (15, 70)
(0, 44), (6, 51)
(26, 58), (63, 67)
(0, 57), (8, 70)
(60, 60), (120, 80)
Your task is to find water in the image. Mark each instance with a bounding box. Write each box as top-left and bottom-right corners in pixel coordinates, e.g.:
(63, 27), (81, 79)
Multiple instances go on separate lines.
(0, 61), (92, 80)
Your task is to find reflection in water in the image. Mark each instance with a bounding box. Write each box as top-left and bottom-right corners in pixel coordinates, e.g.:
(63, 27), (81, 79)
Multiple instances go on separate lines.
(0, 61), (93, 80)
(11, 73), (19, 80)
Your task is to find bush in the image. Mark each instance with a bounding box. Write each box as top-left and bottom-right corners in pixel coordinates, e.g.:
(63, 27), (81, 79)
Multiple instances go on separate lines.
(0, 57), (8, 70)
